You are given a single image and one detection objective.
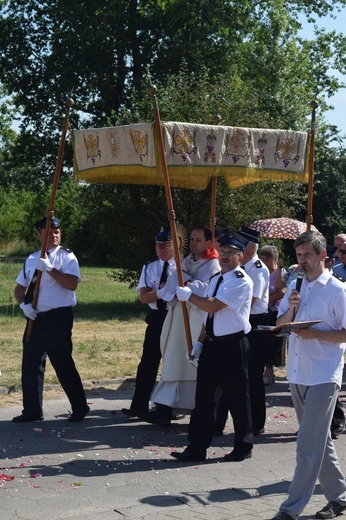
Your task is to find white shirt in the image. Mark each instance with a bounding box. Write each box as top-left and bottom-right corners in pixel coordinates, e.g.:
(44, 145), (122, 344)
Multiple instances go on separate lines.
(204, 269), (253, 335)
(16, 245), (81, 312)
(136, 257), (176, 310)
(243, 255), (269, 314)
(278, 270), (346, 387)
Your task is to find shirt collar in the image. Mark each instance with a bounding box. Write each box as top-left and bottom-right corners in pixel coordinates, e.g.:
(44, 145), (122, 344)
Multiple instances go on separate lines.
(306, 269), (331, 287)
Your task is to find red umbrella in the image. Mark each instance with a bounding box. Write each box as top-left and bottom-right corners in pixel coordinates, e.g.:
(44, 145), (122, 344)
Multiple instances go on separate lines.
(249, 217), (318, 240)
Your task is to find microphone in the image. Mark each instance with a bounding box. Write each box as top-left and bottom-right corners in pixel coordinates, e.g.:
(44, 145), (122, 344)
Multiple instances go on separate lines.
(293, 268), (304, 320)
(295, 268), (305, 292)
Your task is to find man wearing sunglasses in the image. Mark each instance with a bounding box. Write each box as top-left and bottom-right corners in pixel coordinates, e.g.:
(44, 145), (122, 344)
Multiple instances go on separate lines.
(332, 241), (346, 282)
(171, 231), (254, 462)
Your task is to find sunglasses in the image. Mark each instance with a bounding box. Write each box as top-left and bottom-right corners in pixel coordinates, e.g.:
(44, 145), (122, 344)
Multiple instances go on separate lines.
(339, 249), (346, 254)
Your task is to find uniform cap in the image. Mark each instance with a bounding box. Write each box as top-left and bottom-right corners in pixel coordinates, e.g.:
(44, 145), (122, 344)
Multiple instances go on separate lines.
(155, 226), (170, 243)
(214, 227), (230, 239)
(34, 217), (61, 231)
(238, 226), (260, 244)
(219, 231), (249, 252)
(326, 244), (337, 259)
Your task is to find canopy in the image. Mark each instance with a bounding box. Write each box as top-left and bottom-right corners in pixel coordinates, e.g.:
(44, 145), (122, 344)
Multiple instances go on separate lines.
(72, 122), (310, 189)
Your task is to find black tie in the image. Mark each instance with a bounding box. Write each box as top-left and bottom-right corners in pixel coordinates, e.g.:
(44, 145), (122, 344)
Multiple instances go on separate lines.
(205, 275), (223, 336)
(157, 261), (169, 311)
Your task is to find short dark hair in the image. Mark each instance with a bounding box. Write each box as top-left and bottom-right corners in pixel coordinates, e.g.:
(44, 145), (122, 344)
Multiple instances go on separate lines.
(192, 225), (212, 242)
(294, 230), (326, 254)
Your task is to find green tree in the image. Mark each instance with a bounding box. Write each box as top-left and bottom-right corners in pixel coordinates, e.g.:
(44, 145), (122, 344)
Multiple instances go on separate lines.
(0, 0), (345, 266)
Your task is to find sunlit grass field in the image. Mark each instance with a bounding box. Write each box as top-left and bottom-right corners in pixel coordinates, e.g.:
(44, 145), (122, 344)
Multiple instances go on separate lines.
(0, 258), (146, 391)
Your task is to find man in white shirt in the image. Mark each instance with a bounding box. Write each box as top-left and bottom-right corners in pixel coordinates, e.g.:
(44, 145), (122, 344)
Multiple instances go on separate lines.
(171, 231), (254, 462)
(238, 226), (270, 435)
(121, 227), (176, 418)
(13, 217), (89, 423)
(332, 240), (346, 282)
(139, 226), (220, 426)
(271, 230), (346, 520)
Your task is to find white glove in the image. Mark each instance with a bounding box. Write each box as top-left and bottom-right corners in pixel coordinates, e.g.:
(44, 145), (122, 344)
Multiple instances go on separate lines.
(36, 257), (53, 272)
(176, 286), (192, 301)
(191, 341), (203, 360)
(20, 302), (37, 320)
(186, 341), (203, 364)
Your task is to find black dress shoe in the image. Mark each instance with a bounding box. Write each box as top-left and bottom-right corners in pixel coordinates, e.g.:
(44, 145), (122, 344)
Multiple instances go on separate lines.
(172, 413), (186, 420)
(224, 449), (252, 462)
(139, 410), (171, 427)
(253, 428), (265, 436)
(331, 419), (345, 439)
(12, 414), (44, 423)
(171, 449), (206, 462)
(67, 405), (90, 422)
(121, 408), (142, 418)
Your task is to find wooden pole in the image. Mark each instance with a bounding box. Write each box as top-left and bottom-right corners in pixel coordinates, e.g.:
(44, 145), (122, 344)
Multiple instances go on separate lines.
(210, 176), (217, 245)
(209, 114), (221, 246)
(306, 100), (318, 231)
(148, 84), (193, 355)
(26, 98), (74, 340)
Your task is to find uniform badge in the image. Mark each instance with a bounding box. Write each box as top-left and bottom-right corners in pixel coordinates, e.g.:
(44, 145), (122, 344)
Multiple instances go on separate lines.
(333, 272), (345, 283)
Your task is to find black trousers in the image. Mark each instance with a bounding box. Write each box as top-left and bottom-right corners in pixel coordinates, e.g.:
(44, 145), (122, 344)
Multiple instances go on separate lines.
(21, 307), (87, 416)
(188, 334), (253, 455)
(130, 309), (167, 412)
(248, 313), (269, 431)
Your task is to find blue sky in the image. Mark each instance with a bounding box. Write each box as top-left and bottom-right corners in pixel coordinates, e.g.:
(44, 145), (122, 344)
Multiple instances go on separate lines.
(299, 7), (346, 139)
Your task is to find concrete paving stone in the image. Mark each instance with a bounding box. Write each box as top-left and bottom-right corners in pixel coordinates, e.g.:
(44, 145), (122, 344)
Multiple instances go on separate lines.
(114, 500), (190, 519)
(0, 495), (43, 512)
(1, 376), (345, 520)
(69, 512), (127, 520)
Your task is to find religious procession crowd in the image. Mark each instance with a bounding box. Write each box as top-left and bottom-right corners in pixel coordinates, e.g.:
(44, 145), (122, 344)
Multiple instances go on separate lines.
(11, 216), (346, 520)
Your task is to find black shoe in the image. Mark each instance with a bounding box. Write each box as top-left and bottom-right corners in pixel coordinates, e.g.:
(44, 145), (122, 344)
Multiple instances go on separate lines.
(67, 405), (90, 423)
(270, 512), (295, 520)
(172, 413), (186, 420)
(213, 429), (224, 436)
(121, 408), (142, 418)
(331, 420), (345, 439)
(171, 449), (206, 462)
(12, 413), (44, 423)
(224, 449), (252, 462)
(139, 410), (171, 427)
(253, 428), (265, 436)
(316, 501), (346, 519)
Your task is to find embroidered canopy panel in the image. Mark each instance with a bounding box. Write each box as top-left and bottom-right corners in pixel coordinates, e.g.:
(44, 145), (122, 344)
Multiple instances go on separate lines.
(72, 122), (310, 190)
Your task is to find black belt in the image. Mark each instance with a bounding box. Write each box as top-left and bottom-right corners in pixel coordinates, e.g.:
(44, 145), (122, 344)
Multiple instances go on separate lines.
(36, 306), (72, 318)
(205, 331), (245, 342)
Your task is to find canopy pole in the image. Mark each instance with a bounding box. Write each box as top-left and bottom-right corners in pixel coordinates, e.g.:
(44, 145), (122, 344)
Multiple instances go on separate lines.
(26, 98), (74, 341)
(210, 176), (217, 245)
(148, 84), (193, 356)
(210, 114), (221, 246)
(306, 100), (318, 231)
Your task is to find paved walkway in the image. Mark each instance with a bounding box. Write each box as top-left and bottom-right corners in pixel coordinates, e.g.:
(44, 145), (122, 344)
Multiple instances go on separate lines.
(0, 375), (345, 520)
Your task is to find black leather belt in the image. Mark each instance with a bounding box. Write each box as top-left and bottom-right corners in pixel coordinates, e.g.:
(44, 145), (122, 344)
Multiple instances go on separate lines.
(36, 306), (72, 318)
(205, 331), (245, 342)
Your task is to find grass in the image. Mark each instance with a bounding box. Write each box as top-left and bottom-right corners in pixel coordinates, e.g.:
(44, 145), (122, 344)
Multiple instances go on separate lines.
(0, 258), (147, 391)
